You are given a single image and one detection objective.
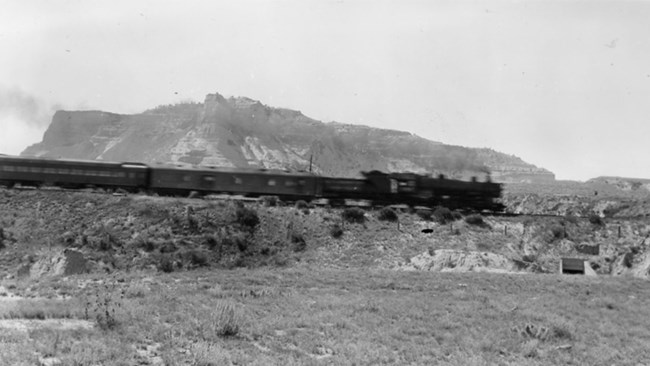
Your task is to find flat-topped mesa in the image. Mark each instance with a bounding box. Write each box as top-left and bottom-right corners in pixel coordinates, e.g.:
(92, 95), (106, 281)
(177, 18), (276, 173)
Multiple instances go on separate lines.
(21, 92), (556, 182)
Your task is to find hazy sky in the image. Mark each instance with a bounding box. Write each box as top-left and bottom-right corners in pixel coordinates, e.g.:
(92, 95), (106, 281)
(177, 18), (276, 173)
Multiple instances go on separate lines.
(1, 0), (649, 181)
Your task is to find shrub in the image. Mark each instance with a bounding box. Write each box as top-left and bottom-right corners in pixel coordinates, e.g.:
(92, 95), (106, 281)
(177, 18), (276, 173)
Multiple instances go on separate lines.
(236, 206), (260, 230)
(98, 236), (112, 251)
(189, 250), (209, 267)
(260, 196), (279, 207)
(416, 209), (433, 221)
(158, 255), (175, 273)
(451, 210), (463, 221)
(330, 224), (344, 238)
(432, 206), (454, 224)
(342, 207), (365, 224)
(291, 232), (307, 252)
(204, 234), (218, 250)
(465, 214), (485, 226)
(160, 241), (178, 253)
(550, 224), (566, 240)
(211, 301), (242, 337)
(295, 200), (309, 209)
(589, 214), (604, 226)
(220, 232), (249, 252)
(563, 214), (579, 225)
(377, 207), (398, 222)
(84, 280), (124, 331)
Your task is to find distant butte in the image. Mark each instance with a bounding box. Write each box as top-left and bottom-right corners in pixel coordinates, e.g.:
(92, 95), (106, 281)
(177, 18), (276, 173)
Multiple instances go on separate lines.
(22, 92), (555, 183)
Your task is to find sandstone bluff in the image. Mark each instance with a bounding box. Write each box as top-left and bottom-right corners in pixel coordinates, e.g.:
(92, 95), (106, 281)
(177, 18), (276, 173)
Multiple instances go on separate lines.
(23, 93), (554, 182)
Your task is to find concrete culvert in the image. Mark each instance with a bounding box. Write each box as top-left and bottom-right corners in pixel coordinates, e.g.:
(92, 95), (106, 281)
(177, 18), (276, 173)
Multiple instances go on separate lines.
(421, 228), (434, 234)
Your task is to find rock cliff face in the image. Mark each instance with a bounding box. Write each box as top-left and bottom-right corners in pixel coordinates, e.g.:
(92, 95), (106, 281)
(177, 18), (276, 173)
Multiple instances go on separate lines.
(22, 93), (555, 181)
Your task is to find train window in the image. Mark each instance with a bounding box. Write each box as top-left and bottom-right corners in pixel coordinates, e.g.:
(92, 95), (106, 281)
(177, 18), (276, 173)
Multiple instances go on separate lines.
(29, 167), (41, 173)
(129, 173), (135, 179)
(17, 166), (29, 172)
(234, 177), (243, 185)
(202, 176), (215, 182)
(285, 180), (296, 187)
(58, 168), (69, 174)
(268, 179), (276, 186)
(298, 180), (306, 186)
(183, 175), (192, 182)
(118, 172), (126, 178)
(3, 165), (15, 172)
(44, 168), (56, 174)
(390, 179), (398, 193)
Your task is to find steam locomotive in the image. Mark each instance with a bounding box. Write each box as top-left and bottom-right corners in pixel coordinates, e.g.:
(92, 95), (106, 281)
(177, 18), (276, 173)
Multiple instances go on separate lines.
(0, 155), (504, 211)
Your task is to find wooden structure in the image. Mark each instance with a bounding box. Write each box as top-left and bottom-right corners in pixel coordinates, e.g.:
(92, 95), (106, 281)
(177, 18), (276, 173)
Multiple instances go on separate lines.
(560, 257), (585, 275)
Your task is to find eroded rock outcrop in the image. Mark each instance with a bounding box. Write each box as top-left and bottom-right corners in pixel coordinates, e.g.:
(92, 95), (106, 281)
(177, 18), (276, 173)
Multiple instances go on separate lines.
(23, 93), (554, 182)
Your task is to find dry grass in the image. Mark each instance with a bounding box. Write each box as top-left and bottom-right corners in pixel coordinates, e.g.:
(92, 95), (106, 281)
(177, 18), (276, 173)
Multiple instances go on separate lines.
(1, 269), (650, 365)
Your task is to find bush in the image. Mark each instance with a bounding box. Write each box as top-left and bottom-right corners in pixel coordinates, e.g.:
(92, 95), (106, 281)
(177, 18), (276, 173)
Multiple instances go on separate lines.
(330, 224), (344, 238)
(188, 250), (209, 267)
(295, 200), (309, 209)
(158, 256), (175, 273)
(563, 214), (579, 225)
(219, 232), (249, 252)
(451, 210), (463, 221)
(342, 207), (365, 224)
(212, 300), (242, 338)
(204, 234), (218, 250)
(260, 196), (279, 207)
(465, 214), (485, 226)
(377, 207), (398, 222)
(141, 239), (155, 252)
(550, 224), (566, 240)
(416, 209), (433, 221)
(589, 214), (604, 226)
(236, 206), (260, 230)
(432, 206), (454, 224)
(291, 232), (307, 252)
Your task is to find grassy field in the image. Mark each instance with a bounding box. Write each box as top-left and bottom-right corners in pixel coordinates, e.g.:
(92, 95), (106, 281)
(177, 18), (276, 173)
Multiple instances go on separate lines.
(2, 268), (650, 365)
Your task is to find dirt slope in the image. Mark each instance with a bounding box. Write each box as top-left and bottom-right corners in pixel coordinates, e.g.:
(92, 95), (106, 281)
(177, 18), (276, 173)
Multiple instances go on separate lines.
(1, 187), (649, 280)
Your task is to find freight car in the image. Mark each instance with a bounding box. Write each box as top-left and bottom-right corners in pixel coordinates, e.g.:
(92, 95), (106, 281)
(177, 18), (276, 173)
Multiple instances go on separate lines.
(0, 155), (503, 212)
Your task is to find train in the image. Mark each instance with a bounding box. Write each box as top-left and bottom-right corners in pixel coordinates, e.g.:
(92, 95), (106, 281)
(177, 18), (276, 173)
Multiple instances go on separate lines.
(0, 155), (504, 211)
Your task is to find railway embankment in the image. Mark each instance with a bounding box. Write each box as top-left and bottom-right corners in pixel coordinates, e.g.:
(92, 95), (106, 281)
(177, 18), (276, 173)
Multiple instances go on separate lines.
(0, 187), (649, 280)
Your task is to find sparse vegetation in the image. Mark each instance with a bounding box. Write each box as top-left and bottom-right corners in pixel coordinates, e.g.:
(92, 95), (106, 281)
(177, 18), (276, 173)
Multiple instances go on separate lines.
(211, 300), (242, 338)
(260, 195), (279, 207)
(330, 224), (344, 238)
(290, 232), (307, 252)
(157, 255), (175, 273)
(1, 186), (650, 364)
(432, 206), (462, 224)
(589, 214), (605, 226)
(295, 200), (309, 209)
(1, 268), (648, 365)
(416, 209), (433, 221)
(235, 206), (260, 230)
(465, 213), (485, 226)
(377, 207), (398, 222)
(342, 207), (365, 224)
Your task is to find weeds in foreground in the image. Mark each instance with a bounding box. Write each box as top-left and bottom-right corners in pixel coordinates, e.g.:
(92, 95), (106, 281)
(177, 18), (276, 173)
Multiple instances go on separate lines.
(210, 300), (242, 338)
(84, 280), (124, 331)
